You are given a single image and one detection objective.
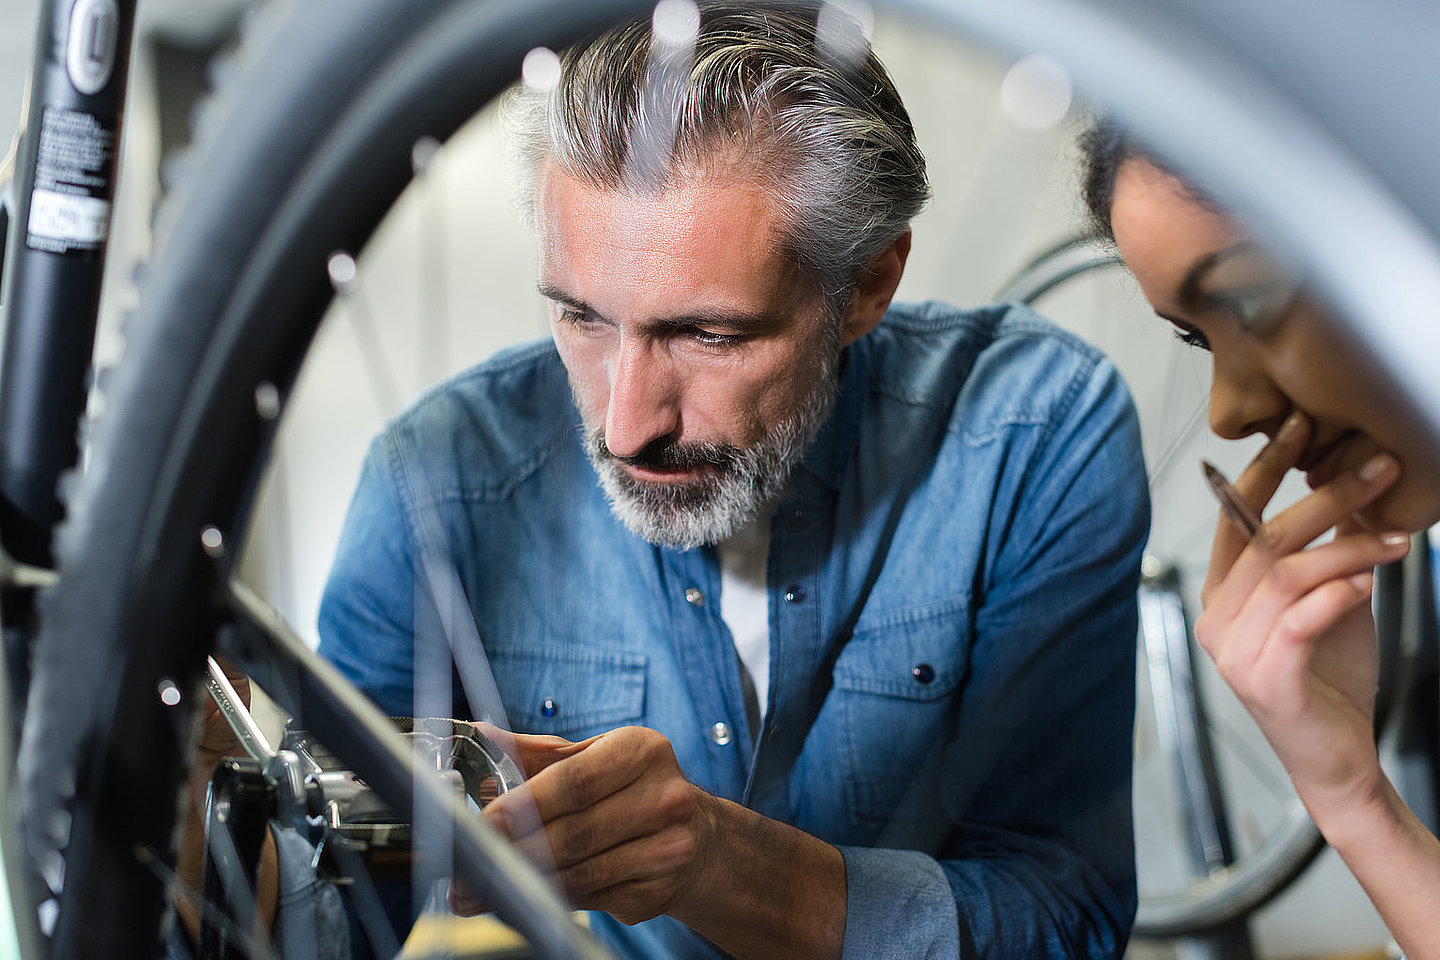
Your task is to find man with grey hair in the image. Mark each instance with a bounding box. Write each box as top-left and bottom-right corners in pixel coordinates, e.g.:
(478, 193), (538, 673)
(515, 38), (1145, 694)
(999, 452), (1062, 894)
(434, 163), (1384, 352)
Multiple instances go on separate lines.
(319, 3), (1149, 958)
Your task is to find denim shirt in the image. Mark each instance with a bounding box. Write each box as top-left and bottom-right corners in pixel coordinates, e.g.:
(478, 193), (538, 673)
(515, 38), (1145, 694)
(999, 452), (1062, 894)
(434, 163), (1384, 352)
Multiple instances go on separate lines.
(318, 300), (1150, 959)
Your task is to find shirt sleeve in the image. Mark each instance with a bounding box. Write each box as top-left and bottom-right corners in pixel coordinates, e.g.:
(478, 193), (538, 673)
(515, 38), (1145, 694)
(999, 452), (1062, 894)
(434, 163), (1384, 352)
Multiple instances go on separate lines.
(959, 353), (1147, 955)
(317, 432), (422, 718)
(838, 847), (962, 959)
(838, 351), (1149, 959)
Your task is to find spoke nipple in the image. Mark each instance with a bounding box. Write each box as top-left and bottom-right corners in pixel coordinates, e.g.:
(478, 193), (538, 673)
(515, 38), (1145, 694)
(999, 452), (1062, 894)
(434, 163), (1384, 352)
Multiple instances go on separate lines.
(200, 526), (225, 558)
(411, 135), (442, 175)
(522, 47), (562, 92)
(327, 251), (357, 291)
(652, 0), (701, 47)
(157, 677), (182, 706)
(254, 381), (281, 420)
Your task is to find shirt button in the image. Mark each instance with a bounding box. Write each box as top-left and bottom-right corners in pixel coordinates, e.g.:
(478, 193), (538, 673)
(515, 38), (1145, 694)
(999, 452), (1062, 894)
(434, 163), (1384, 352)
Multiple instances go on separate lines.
(710, 722), (733, 746)
(786, 509), (807, 530)
(540, 698), (558, 718)
(685, 587), (704, 607)
(783, 585), (806, 603)
(912, 664), (936, 684)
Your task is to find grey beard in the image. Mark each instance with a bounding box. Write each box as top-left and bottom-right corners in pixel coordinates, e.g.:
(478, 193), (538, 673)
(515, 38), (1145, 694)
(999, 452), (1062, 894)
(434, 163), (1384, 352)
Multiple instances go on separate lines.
(583, 355), (839, 550)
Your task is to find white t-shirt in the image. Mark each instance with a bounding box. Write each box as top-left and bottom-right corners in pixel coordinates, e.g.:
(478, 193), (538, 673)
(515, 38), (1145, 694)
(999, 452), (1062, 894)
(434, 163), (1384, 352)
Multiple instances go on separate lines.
(717, 506), (774, 729)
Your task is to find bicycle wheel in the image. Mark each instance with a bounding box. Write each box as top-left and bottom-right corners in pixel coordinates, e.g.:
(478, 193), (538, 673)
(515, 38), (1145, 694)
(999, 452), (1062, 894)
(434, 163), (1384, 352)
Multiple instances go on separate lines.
(13, 0), (1440, 958)
(15, 0), (652, 956)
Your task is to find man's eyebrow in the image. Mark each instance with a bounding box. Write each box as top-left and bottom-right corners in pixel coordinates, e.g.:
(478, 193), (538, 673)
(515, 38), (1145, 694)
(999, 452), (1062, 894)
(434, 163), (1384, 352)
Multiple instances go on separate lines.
(537, 280), (587, 309)
(646, 309), (781, 333)
(537, 281), (780, 332)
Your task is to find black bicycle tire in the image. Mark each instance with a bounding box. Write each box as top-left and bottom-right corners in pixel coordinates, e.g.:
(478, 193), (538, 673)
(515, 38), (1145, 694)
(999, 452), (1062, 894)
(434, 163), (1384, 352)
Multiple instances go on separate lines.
(15, 0), (651, 956)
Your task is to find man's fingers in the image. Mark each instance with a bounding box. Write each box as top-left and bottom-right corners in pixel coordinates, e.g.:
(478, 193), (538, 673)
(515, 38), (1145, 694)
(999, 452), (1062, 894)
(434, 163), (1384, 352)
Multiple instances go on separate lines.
(492, 765), (695, 871)
(557, 827), (697, 908)
(492, 728), (663, 825)
(449, 884), (489, 917)
(482, 727), (601, 778)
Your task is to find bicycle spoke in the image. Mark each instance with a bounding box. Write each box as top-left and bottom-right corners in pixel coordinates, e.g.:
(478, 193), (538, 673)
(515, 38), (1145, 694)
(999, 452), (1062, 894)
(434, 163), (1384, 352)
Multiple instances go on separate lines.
(134, 845), (279, 960)
(1204, 710), (1294, 807)
(413, 136), (451, 390)
(328, 251), (404, 420)
(1147, 398), (1208, 493)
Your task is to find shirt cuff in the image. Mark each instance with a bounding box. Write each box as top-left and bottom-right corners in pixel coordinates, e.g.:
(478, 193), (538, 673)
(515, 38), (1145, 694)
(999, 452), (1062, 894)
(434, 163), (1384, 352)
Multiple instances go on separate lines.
(839, 846), (960, 960)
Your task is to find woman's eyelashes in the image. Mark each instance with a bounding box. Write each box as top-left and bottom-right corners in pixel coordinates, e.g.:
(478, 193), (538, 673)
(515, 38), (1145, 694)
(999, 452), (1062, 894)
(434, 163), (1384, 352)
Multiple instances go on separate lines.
(1169, 321), (1211, 351)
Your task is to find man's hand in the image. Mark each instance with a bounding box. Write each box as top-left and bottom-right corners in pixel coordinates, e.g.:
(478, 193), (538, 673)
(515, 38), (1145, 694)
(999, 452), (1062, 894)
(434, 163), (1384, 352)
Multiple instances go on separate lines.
(175, 658), (277, 944)
(456, 725), (846, 960)
(460, 726), (712, 924)
(189, 661), (253, 807)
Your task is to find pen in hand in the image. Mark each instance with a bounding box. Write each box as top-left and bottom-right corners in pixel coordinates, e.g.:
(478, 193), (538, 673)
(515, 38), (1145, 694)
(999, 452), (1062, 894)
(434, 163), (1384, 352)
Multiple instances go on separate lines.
(1201, 459), (1263, 540)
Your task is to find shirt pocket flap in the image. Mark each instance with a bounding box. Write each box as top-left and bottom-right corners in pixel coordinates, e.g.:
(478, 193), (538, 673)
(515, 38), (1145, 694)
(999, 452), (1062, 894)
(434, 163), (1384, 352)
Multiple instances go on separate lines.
(833, 596), (969, 703)
(486, 644), (647, 738)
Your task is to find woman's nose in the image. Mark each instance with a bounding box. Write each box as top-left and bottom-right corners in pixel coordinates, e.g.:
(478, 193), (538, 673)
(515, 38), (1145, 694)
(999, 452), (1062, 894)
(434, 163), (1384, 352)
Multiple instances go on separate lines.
(1207, 351), (1290, 441)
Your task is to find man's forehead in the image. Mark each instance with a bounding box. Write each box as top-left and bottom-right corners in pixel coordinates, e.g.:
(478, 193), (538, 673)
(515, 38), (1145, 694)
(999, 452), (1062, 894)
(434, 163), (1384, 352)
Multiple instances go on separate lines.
(533, 161), (810, 313)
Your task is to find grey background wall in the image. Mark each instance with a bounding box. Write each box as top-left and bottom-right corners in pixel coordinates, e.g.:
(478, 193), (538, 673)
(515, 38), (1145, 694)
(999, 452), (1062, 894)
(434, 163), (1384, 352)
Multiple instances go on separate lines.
(0, 1), (1396, 957)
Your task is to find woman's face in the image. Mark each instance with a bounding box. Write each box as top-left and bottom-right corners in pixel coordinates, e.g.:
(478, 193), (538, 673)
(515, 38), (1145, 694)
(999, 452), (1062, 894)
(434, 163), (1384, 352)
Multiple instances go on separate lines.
(1110, 157), (1440, 534)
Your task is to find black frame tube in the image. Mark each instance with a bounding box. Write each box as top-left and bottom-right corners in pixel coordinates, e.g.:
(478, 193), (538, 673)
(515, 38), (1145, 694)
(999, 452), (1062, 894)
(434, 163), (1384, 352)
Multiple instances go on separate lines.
(0, 0), (137, 567)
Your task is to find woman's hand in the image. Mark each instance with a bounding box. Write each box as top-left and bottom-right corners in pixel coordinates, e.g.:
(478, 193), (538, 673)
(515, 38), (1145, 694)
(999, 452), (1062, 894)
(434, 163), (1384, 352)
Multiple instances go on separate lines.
(1195, 413), (1411, 826)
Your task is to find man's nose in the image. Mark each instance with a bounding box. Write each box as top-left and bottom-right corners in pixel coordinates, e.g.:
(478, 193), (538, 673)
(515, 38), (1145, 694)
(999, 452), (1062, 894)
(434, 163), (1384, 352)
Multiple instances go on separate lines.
(1207, 351), (1289, 441)
(605, 338), (680, 458)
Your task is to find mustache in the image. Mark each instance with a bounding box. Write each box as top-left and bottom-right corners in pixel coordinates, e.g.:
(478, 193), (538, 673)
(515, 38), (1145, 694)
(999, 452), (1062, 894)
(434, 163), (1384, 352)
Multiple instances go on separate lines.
(591, 431), (740, 473)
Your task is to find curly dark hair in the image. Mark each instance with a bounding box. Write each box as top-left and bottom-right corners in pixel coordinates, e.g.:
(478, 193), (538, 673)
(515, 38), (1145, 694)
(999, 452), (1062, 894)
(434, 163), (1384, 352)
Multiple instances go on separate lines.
(1078, 115), (1216, 242)
(1077, 114), (1133, 241)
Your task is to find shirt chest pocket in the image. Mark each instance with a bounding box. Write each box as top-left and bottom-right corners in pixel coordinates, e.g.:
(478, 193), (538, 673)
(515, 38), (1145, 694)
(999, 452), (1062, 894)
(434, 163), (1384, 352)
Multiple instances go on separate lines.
(485, 643), (647, 741)
(831, 596), (970, 833)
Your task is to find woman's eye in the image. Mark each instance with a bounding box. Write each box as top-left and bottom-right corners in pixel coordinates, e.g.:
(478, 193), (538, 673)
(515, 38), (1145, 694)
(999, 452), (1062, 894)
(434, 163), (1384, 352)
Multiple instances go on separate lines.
(1171, 325), (1211, 351)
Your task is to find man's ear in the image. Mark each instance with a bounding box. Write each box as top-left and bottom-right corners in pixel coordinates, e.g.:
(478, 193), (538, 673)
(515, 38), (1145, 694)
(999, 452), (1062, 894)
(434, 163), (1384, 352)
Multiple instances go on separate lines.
(839, 230), (912, 346)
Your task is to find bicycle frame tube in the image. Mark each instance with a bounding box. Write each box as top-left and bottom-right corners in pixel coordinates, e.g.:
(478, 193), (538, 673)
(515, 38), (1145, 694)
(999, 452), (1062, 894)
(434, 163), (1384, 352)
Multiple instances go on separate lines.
(0, 0), (137, 569)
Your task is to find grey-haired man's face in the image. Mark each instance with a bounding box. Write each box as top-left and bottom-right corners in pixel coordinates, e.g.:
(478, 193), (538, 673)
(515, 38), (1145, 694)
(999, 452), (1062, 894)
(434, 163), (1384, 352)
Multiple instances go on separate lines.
(534, 162), (843, 548)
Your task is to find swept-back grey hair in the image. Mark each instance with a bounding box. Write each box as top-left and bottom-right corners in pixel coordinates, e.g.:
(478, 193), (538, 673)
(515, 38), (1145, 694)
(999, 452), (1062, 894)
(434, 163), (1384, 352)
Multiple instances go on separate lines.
(504, 1), (930, 307)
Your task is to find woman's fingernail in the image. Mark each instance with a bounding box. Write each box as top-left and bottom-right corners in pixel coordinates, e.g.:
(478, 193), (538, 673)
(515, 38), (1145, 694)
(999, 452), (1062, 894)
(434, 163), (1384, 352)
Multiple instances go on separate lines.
(1359, 453), (1397, 481)
(1279, 413), (1304, 442)
(1383, 532), (1410, 547)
